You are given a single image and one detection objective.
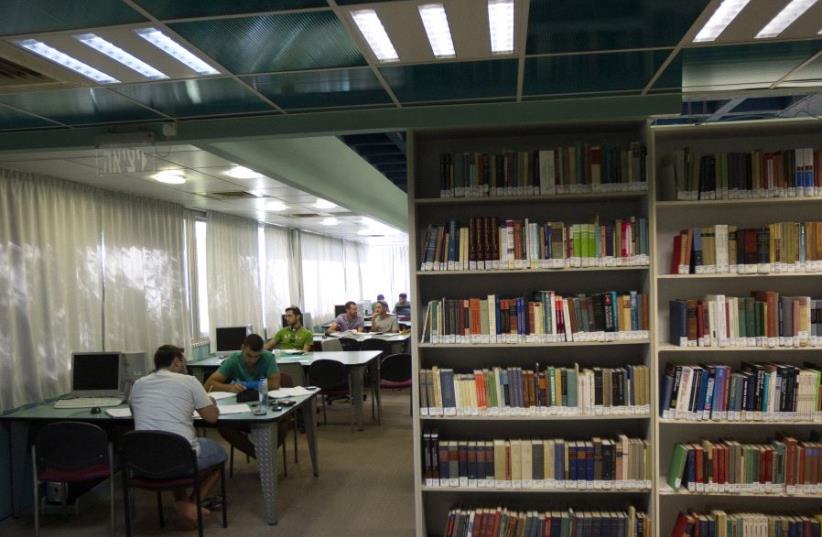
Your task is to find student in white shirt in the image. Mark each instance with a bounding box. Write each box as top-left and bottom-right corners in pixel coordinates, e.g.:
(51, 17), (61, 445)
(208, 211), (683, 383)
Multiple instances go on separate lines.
(129, 345), (225, 525)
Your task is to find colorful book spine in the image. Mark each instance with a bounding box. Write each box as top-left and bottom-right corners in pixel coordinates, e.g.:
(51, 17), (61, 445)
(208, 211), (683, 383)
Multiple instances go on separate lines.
(670, 511), (822, 537)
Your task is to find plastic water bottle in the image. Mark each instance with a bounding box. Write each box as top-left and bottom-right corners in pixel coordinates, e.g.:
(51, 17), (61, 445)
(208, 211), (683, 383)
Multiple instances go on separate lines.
(254, 377), (268, 415)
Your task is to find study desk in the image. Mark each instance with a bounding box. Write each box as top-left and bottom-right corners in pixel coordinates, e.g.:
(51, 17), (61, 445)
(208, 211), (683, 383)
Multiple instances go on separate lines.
(189, 350), (383, 430)
(0, 392), (319, 526)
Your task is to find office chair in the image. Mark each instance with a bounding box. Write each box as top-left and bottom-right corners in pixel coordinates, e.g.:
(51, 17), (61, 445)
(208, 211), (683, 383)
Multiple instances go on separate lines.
(380, 353), (413, 416)
(32, 422), (115, 537)
(338, 337), (361, 351)
(320, 338), (343, 352)
(307, 359), (353, 429)
(120, 431), (228, 537)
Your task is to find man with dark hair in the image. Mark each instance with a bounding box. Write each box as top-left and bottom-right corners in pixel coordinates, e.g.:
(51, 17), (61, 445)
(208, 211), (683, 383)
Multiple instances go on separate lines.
(327, 300), (364, 333)
(394, 292), (411, 319)
(205, 335), (280, 460)
(129, 345), (224, 525)
(265, 306), (313, 352)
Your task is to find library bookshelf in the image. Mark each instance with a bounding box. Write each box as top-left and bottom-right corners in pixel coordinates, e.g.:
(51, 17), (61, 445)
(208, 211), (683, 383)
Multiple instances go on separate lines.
(409, 118), (822, 537)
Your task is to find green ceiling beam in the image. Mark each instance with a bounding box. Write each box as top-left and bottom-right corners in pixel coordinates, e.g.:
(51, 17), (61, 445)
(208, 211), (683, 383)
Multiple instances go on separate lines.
(201, 136), (408, 231)
(0, 94), (680, 153)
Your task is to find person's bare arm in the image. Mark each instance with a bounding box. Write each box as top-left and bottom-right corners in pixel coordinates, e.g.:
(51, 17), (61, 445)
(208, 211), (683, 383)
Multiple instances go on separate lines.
(204, 371), (245, 393)
(197, 401), (219, 423)
(267, 372), (281, 390)
(264, 334), (281, 351)
(302, 341), (313, 352)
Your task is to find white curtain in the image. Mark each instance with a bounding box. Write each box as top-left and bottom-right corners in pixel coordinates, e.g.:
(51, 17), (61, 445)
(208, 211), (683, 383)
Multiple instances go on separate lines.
(364, 244), (411, 311)
(0, 169), (103, 411)
(342, 240), (367, 304)
(101, 193), (191, 355)
(206, 212), (262, 339)
(261, 224), (298, 332)
(299, 231), (347, 325)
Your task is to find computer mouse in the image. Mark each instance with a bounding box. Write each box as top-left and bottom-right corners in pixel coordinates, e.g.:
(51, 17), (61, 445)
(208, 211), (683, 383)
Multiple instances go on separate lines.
(91, 407), (101, 414)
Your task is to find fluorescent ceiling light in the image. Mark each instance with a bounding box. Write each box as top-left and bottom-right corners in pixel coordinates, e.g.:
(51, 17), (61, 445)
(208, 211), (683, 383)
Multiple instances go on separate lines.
(418, 4), (456, 58)
(74, 33), (168, 80)
(265, 200), (288, 211)
(351, 9), (399, 62)
(693, 0), (751, 42)
(315, 198), (336, 210)
(488, 0), (515, 54)
(134, 27), (219, 75)
(756, 0), (818, 39)
(224, 165), (263, 179)
(15, 39), (119, 84)
(153, 170), (186, 184)
(321, 217), (338, 226)
(361, 217), (378, 226)
(357, 228), (377, 236)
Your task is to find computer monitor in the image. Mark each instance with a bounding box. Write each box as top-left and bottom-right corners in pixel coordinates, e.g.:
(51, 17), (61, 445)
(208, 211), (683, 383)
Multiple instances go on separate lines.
(358, 300), (373, 316)
(71, 352), (121, 396)
(334, 304), (346, 317)
(215, 326), (251, 352)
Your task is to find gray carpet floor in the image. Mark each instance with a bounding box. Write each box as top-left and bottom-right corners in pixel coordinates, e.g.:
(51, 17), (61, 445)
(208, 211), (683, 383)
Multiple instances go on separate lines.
(0, 390), (415, 537)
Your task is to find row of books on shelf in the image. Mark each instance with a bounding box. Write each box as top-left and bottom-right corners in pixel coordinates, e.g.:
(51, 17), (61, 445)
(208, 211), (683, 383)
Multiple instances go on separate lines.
(424, 291), (650, 344)
(438, 143), (648, 199)
(671, 511), (822, 537)
(444, 507), (650, 537)
(664, 147), (821, 201)
(419, 217), (650, 272)
(669, 293), (822, 348)
(669, 223), (822, 275)
(661, 363), (822, 422)
(419, 364), (650, 417)
(422, 432), (652, 490)
(666, 435), (822, 495)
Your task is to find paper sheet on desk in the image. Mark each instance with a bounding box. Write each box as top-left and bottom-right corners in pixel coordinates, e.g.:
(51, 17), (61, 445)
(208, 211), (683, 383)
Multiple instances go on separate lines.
(105, 408), (132, 418)
(217, 403), (251, 415)
(208, 391), (235, 401)
(269, 386), (313, 397)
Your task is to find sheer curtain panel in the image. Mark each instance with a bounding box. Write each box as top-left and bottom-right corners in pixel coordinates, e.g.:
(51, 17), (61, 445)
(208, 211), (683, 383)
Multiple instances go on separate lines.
(206, 212), (262, 339)
(0, 169), (103, 411)
(299, 232), (347, 324)
(364, 244), (410, 310)
(342, 240), (366, 303)
(262, 225), (298, 332)
(101, 193), (191, 355)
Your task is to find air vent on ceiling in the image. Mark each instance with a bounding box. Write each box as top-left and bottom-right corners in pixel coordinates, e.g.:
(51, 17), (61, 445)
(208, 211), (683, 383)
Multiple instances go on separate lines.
(0, 56), (54, 88)
(205, 191), (258, 200)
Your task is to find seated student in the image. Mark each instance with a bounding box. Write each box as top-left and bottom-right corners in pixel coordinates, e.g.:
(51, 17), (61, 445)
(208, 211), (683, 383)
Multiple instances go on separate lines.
(327, 300), (364, 333)
(376, 294), (390, 313)
(394, 292), (411, 319)
(370, 301), (399, 333)
(205, 334), (280, 459)
(264, 306), (313, 352)
(129, 345), (224, 525)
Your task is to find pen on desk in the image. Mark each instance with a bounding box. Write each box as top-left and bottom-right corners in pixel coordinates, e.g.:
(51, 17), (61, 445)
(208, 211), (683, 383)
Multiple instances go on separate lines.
(208, 385), (214, 394)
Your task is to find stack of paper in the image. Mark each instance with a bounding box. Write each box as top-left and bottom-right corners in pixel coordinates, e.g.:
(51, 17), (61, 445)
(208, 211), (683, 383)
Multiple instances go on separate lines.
(269, 386), (314, 398)
(105, 407), (132, 418)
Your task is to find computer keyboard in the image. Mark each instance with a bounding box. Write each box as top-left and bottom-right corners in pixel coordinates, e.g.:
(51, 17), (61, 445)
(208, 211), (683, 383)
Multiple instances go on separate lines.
(54, 397), (124, 409)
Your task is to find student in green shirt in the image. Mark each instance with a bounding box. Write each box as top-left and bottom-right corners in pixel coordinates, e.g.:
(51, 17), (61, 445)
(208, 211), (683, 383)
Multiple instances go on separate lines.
(264, 306), (313, 352)
(205, 334), (279, 459)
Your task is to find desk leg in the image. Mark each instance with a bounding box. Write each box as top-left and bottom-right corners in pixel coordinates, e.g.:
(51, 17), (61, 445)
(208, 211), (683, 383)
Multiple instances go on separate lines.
(349, 366), (365, 431)
(249, 423), (278, 525)
(9, 421), (29, 517)
(304, 397), (319, 477)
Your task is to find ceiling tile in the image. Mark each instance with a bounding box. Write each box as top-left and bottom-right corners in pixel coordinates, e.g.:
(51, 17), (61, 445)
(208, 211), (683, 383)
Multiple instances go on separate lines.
(526, 0), (710, 54)
(111, 78), (274, 118)
(380, 60), (517, 103)
(524, 49), (669, 95)
(0, 0), (146, 36)
(0, 88), (164, 126)
(134, 0), (327, 20)
(243, 67), (391, 110)
(0, 106), (56, 130)
(169, 12), (366, 74)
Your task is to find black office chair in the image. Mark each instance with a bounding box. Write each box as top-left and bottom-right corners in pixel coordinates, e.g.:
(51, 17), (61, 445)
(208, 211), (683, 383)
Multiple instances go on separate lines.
(308, 359), (353, 430)
(338, 337), (361, 351)
(380, 353), (413, 416)
(120, 431), (227, 537)
(32, 422), (115, 537)
(361, 339), (390, 423)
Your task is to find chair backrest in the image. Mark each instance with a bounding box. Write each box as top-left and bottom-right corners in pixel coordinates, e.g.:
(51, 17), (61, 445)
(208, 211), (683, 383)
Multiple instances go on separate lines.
(338, 337), (361, 351)
(380, 353), (412, 382)
(35, 421), (109, 472)
(121, 430), (197, 479)
(278, 362), (305, 386)
(360, 338), (389, 352)
(308, 359), (348, 390)
(321, 338), (343, 352)
(280, 371), (294, 388)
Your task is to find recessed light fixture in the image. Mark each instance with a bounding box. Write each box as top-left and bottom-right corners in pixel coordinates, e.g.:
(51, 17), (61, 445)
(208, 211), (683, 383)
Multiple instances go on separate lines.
(487, 0), (515, 54)
(224, 165), (263, 180)
(134, 27), (219, 75)
(357, 228), (376, 236)
(321, 217), (338, 226)
(693, 0), (751, 42)
(74, 33), (168, 80)
(351, 9), (399, 62)
(153, 170), (186, 184)
(756, 0), (818, 39)
(315, 198), (336, 210)
(265, 200), (288, 211)
(418, 4), (456, 59)
(15, 39), (119, 84)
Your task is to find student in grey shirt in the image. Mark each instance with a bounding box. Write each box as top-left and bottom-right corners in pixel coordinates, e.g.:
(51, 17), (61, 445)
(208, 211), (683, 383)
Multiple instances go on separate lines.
(370, 301), (400, 332)
(129, 345), (225, 525)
